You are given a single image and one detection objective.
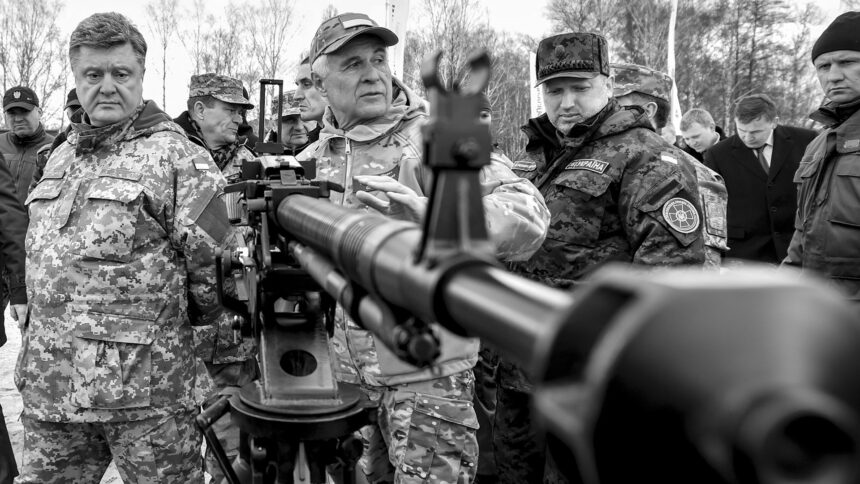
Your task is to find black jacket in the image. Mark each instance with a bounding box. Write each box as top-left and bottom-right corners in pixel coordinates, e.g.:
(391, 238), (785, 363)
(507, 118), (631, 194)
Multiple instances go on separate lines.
(0, 151), (27, 344)
(704, 125), (817, 263)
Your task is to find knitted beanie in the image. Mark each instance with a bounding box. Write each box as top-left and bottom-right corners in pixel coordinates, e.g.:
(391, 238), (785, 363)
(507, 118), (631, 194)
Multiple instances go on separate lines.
(812, 11), (860, 62)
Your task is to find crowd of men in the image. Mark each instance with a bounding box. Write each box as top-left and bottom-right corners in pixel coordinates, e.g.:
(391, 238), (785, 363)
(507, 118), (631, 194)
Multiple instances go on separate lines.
(0, 7), (857, 484)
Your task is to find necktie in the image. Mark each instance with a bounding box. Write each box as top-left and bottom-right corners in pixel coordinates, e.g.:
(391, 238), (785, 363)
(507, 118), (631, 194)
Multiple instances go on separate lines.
(756, 146), (769, 175)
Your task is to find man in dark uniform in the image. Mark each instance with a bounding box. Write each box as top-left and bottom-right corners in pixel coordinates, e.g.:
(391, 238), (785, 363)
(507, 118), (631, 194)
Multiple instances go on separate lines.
(491, 32), (706, 484)
(0, 152), (27, 484)
(783, 11), (860, 305)
(704, 94), (816, 264)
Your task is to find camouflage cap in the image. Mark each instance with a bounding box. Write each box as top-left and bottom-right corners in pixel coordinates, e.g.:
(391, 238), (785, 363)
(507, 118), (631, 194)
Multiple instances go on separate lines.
(611, 63), (674, 102)
(189, 73), (254, 109)
(535, 32), (610, 86)
(271, 90), (302, 119)
(310, 12), (398, 64)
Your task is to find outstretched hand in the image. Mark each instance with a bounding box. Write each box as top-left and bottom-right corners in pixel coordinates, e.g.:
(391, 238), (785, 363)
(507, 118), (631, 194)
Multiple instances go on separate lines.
(354, 175), (428, 223)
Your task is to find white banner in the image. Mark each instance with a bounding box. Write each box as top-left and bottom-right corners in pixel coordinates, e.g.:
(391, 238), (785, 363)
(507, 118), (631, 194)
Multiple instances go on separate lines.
(385, 0), (410, 80)
(529, 52), (545, 118)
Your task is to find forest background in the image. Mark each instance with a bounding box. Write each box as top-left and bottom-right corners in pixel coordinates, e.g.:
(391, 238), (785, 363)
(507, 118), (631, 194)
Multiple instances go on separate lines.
(0, 0), (853, 158)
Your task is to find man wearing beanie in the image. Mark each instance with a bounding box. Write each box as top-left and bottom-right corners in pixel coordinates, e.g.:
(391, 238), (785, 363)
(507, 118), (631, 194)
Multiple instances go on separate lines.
(783, 11), (860, 305)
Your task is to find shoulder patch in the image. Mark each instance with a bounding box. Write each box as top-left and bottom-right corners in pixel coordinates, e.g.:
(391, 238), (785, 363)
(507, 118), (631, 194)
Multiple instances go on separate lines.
(512, 160), (537, 172)
(845, 139), (860, 149)
(662, 197), (700, 234)
(193, 159), (211, 171)
(564, 159), (609, 174)
(660, 152), (678, 164)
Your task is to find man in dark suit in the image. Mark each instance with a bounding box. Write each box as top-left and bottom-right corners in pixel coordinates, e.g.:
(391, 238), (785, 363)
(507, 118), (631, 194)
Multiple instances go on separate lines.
(704, 94), (817, 264)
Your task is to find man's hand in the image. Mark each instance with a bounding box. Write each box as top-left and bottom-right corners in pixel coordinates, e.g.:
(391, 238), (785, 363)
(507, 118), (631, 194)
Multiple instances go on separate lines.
(354, 175), (428, 223)
(10, 303), (28, 332)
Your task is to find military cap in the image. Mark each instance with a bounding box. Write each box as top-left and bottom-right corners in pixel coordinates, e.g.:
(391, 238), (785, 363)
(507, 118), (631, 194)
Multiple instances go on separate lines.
(310, 12), (398, 64)
(271, 90), (302, 119)
(189, 73), (254, 109)
(64, 88), (80, 110)
(535, 32), (610, 86)
(3, 86), (39, 111)
(611, 63), (674, 103)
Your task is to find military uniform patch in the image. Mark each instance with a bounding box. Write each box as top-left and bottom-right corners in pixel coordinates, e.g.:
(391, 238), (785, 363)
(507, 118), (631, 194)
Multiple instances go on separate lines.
(662, 197), (700, 234)
(660, 153), (678, 164)
(564, 159), (609, 174)
(846, 139), (860, 149)
(512, 160), (537, 172)
(193, 160), (211, 171)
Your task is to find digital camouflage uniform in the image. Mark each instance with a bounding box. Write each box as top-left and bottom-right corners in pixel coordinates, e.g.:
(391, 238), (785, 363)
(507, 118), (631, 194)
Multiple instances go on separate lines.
(297, 77), (549, 483)
(15, 101), (233, 483)
(613, 62), (728, 269)
(174, 73), (259, 483)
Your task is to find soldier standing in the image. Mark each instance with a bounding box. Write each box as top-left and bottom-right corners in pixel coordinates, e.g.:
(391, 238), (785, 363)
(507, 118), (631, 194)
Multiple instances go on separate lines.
(298, 12), (549, 484)
(502, 32), (706, 484)
(15, 13), (231, 483)
(173, 73), (258, 483)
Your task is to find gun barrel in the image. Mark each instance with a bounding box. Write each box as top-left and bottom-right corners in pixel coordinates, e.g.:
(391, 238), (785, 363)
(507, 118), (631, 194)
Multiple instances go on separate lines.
(276, 194), (579, 373)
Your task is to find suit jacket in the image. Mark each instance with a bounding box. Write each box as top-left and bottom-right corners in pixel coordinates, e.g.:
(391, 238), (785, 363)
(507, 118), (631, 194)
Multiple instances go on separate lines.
(704, 125), (816, 263)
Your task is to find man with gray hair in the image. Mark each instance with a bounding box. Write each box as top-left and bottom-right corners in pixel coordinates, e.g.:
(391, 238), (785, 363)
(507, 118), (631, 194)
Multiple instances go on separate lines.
(300, 12), (549, 483)
(679, 108), (725, 161)
(16, 12), (231, 483)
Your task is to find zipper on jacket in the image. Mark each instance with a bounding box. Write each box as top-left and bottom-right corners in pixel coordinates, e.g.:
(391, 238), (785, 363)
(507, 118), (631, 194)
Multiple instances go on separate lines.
(342, 137), (352, 204)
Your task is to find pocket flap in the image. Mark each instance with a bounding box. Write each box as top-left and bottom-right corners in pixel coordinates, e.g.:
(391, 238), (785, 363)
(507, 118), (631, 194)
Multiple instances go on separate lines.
(86, 177), (144, 203)
(413, 394), (479, 429)
(70, 301), (162, 344)
(835, 160), (860, 177)
(795, 161), (819, 182)
(636, 175), (682, 212)
(553, 169), (612, 198)
(25, 180), (62, 204)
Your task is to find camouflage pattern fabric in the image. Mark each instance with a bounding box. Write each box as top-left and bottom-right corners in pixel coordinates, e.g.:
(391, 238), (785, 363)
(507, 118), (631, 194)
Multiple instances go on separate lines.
(16, 100), (230, 424)
(297, 78), (549, 387)
(17, 410), (203, 483)
(690, 158), (728, 269)
(611, 63), (674, 102)
(511, 100), (706, 290)
(359, 371), (479, 484)
(189, 73), (253, 108)
(535, 32), (609, 83)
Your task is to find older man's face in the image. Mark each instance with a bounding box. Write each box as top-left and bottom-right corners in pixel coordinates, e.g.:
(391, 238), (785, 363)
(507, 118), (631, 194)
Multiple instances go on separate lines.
(815, 50), (860, 105)
(542, 75), (612, 135)
(318, 35), (392, 128)
(73, 43), (144, 127)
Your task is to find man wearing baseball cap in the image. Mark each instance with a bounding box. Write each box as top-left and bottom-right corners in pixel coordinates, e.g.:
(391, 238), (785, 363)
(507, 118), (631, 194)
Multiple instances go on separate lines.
(504, 34), (705, 482)
(783, 11), (860, 304)
(297, 11), (549, 484)
(612, 62), (729, 269)
(173, 72), (258, 484)
(265, 90), (313, 155)
(0, 85), (54, 204)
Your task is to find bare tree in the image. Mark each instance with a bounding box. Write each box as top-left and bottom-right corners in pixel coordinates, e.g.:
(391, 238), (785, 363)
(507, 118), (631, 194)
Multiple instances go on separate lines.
(145, 0), (179, 108)
(321, 3), (339, 21)
(0, 0), (67, 124)
(180, 0), (211, 75)
(243, 0), (298, 79)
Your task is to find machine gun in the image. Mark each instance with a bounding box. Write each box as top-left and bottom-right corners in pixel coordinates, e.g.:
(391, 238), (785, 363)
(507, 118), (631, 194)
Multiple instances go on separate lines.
(200, 52), (860, 484)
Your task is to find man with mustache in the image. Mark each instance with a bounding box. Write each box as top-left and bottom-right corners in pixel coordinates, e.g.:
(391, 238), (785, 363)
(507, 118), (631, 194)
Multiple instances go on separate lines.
(173, 72), (258, 484)
(783, 11), (860, 305)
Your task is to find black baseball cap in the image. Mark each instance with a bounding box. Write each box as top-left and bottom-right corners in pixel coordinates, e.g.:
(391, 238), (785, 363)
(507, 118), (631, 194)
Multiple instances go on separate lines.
(3, 86), (39, 111)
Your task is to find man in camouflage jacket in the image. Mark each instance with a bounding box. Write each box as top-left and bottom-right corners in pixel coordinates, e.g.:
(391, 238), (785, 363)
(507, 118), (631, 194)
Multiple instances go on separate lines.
(298, 12), (549, 484)
(174, 72), (258, 483)
(15, 13), (231, 483)
(499, 33), (706, 484)
(612, 62), (728, 269)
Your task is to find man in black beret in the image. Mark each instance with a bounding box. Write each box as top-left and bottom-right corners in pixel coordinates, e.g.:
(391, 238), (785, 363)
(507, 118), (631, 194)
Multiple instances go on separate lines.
(783, 11), (860, 306)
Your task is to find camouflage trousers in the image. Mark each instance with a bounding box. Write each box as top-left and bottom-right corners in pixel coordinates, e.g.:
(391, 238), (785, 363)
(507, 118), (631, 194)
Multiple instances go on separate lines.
(359, 370), (479, 484)
(203, 359), (259, 484)
(17, 409), (203, 483)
